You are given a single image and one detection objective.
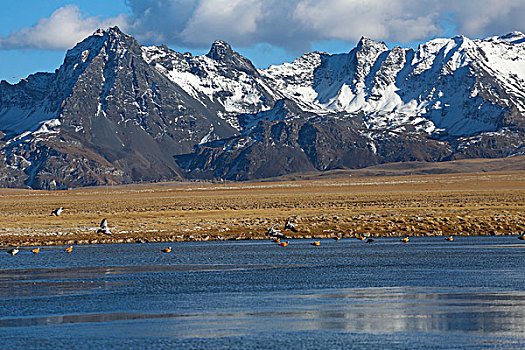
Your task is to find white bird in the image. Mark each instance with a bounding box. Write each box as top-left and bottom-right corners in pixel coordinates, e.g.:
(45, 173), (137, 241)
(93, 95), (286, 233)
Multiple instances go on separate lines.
(50, 207), (64, 216)
(97, 218), (112, 235)
(7, 247), (19, 256)
(265, 224), (285, 239)
(283, 218), (298, 233)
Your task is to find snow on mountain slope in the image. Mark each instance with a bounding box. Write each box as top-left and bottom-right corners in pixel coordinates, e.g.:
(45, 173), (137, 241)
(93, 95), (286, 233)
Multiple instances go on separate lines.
(142, 40), (275, 118)
(0, 27), (523, 189)
(261, 33), (525, 136)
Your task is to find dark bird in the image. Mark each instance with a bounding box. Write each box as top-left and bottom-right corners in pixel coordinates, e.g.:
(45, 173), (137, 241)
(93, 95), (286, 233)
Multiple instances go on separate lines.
(265, 224), (285, 239)
(283, 218), (298, 233)
(50, 207), (64, 216)
(365, 238), (375, 243)
(7, 247), (19, 256)
(97, 218), (112, 235)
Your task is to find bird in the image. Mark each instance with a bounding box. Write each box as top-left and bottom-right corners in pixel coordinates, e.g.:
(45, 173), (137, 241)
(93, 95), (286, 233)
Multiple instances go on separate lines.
(400, 237), (409, 243)
(357, 236), (366, 241)
(50, 207), (64, 216)
(272, 238), (281, 244)
(518, 235), (525, 240)
(445, 236), (454, 241)
(332, 235), (341, 241)
(31, 248), (40, 254)
(265, 224), (285, 239)
(279, 241), (289, 247)
(283, 218), (298, 233)
(64, 246), (73, 253)
(162, 247), (172, 253)
(311, 241), (320, 246)
(7, 247), (19, 256)
(13, 77), (28, 82)
(365, 238), (375, 243)
(97, 218), (112, 235)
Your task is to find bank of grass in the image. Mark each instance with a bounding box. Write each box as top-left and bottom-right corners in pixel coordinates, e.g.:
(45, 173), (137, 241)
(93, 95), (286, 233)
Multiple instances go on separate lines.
(0, 170), (524, 247)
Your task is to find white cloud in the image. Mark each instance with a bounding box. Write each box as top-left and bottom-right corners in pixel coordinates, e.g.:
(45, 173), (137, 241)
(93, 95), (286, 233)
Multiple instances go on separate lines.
(179, 0), (263, 46)
(124, 0), (525, 51)
(1, 0), (524, 52)
(446, 0), (525, 37)
(0, 5), (127, 50)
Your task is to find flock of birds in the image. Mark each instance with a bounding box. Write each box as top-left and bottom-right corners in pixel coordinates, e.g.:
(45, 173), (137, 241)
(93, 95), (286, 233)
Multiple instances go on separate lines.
(5, 207), (112, 256)
(3, 208), (525, 256)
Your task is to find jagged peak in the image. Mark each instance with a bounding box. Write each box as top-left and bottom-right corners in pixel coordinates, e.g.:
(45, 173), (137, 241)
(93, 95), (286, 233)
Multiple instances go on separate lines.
(356, 36), (389, 51)
(487, 31), (525, 44)
(206, 40), (235, 61)
(64, 26), (138, 62)
(204, 40), (258, 75)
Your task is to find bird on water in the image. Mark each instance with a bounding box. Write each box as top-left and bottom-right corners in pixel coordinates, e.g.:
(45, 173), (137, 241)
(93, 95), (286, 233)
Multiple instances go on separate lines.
(7, 247), (19, 256)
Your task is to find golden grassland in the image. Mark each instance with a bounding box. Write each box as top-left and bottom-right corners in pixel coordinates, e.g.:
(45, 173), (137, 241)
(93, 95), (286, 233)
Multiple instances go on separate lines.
(0, 171), (524, 247)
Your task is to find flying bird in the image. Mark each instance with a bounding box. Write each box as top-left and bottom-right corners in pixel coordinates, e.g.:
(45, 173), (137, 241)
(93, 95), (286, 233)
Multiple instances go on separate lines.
(13, 77), (28, 82)
(7, 247), (19, 256)
(97, 218), (112, 235)
(283, 218), (298, 233)
(265, 224), (285, 239)
(50, 207), (64, 216)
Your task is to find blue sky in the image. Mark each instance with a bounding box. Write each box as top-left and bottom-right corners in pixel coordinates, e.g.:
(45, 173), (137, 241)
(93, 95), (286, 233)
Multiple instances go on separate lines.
(1, 0), (524, 84)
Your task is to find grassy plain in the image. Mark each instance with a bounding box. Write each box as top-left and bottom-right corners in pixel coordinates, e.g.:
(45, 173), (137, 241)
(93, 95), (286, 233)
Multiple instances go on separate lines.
(0, 168), (524, 247)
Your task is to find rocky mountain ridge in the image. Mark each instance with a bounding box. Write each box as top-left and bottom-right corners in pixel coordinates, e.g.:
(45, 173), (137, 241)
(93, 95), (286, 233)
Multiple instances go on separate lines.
(0, 27), (523, 189)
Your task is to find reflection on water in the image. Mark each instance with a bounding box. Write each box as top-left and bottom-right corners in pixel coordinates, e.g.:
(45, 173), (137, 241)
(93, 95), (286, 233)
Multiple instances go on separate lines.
(284, 288), (525, 336)
(0, 237), (524, 349)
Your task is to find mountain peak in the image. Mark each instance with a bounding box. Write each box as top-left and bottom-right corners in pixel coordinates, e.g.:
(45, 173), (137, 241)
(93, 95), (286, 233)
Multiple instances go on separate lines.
(205, 40), (257, 75)
(356, 36), (389, 53)
(206, 40), (235, 61)
(496, 31), (525, 44)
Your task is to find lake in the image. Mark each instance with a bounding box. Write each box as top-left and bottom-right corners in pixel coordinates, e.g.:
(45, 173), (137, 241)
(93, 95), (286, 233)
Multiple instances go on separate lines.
(1, 236), (524, 349)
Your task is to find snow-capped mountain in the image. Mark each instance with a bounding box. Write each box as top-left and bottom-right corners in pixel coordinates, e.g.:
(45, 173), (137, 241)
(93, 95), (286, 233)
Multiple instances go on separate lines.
(0, 27), (523, 189)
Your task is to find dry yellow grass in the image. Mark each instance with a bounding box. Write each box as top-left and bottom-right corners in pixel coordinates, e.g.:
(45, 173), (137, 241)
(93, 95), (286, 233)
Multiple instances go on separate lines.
(0, 171), (524, 246)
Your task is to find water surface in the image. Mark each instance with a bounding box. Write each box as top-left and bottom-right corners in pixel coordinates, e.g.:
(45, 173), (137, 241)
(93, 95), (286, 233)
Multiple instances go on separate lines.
(1, 236), (524, 349)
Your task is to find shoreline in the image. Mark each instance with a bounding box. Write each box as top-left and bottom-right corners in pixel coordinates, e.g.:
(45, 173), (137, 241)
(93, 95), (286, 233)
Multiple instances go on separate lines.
(1, 171), (523, 248)
(2, 230), (524, 248)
